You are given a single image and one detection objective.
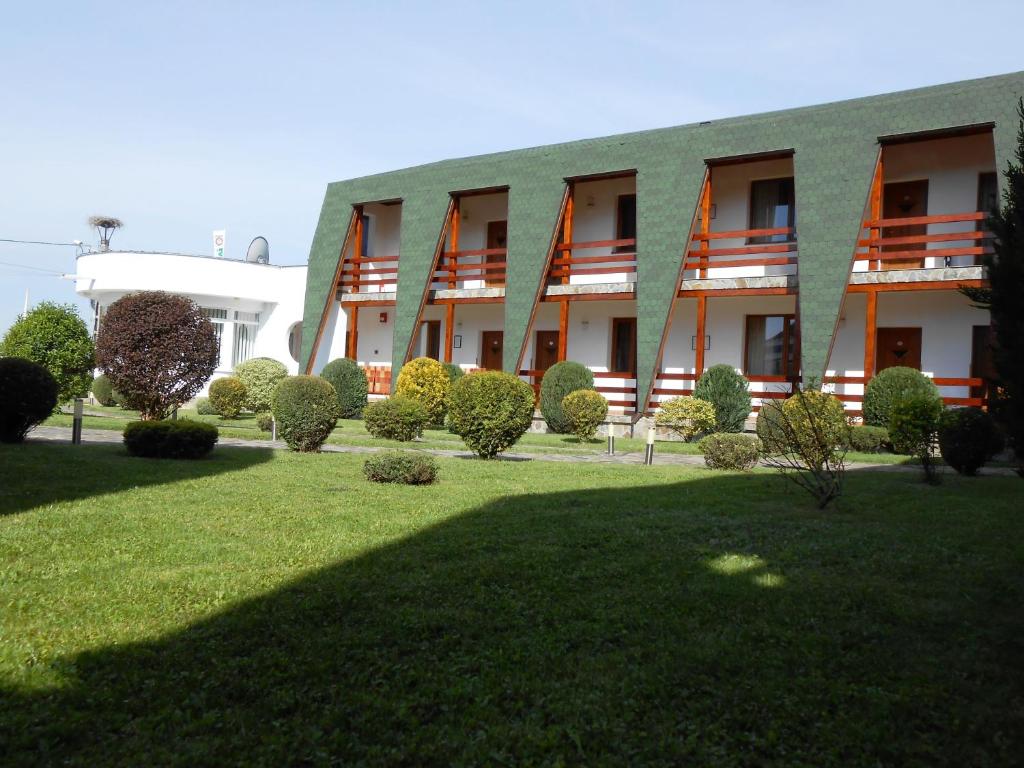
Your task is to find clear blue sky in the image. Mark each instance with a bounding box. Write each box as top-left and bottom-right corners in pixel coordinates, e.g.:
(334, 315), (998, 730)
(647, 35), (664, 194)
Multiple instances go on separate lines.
(2, 0), (1023, 333)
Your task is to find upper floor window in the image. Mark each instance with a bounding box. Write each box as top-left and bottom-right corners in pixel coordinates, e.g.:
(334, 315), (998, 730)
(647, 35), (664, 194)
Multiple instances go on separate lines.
(744, 314), (796, 377)
(360, 214), (374, 257)
(614, 194), (637, 253)
(748, 178), (795, 244)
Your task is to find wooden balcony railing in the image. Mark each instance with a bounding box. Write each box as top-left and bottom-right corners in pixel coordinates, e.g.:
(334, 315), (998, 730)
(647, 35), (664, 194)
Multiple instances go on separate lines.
(339, 255), (400, 292)
(686, 227), (797, 278)
(549, 238), (636, 283)
(519, 368), (637, 410)
(823, 375), (987, 412)
(854, 212), (991, 270)
(432, 247), (507, 289)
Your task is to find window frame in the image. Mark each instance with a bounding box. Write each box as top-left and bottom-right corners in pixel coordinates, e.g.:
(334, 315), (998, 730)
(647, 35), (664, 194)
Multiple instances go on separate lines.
(747, 177), (796, 245)
(742, 313), (797, 378)
(613, 193), (637, 254)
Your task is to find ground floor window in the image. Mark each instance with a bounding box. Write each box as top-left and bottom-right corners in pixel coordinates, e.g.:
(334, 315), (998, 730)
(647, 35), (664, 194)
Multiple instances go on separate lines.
(231, 311), (260, 367)
(744, 314), (795, 376)
(610, 317), (637, 375)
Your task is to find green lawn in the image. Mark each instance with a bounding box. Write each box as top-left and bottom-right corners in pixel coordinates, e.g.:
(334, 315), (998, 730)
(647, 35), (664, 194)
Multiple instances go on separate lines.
(1, 442), (1022, 765)
(46, 406), (917, 464)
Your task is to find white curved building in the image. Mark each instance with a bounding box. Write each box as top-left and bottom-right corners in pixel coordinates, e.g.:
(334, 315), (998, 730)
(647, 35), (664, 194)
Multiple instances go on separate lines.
(73, 250), (314, 389)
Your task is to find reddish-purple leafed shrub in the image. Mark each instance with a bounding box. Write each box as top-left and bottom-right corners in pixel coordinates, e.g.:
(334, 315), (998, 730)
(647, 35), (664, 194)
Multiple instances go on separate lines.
(96, 291), (220, 420)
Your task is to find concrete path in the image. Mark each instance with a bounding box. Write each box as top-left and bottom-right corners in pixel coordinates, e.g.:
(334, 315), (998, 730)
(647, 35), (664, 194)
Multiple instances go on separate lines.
(27, 425), (1021, 476)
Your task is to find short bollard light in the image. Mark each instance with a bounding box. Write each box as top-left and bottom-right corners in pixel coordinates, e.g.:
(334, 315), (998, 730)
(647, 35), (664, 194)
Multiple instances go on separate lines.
(72, 398), (83, 445)
(271, 416), (277, 442)
(643, 426), (655, 465)
(607, 424), (615, 455)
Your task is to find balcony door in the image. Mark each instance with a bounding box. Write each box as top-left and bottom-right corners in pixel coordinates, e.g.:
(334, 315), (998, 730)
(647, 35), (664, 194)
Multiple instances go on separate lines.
(485, 220), (507, 287)
(876, 327), (922, 372)
(882, 180), (928, 270)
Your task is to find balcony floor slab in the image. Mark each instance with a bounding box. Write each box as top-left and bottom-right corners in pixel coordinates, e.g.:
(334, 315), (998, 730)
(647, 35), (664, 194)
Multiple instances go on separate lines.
(849, 265), (983, 285)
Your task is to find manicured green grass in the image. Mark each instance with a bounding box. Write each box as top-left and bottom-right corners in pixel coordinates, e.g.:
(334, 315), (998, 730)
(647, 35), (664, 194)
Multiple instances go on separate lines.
(1, 442), (1022, 765)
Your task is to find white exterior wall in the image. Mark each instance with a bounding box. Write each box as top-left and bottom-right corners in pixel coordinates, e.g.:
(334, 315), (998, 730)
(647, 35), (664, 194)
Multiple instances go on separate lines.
(828, 290), (988, 404)
(74, 251), (309, 391)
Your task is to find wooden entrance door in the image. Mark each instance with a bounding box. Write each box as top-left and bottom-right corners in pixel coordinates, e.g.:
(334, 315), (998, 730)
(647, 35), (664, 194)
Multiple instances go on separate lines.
(882, 180), (928, 270)
(485, 220), (507, 287)
(876, 327), (922, 372)
(970, 324), (996, 401)
(422, 320), (441, 361)
(481, 331), (503, 370)
(532, 330), (559, 393)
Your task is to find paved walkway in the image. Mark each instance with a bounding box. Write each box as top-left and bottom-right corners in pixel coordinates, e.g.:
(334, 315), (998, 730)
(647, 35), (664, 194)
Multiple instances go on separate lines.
(31, 425), (1022, 476)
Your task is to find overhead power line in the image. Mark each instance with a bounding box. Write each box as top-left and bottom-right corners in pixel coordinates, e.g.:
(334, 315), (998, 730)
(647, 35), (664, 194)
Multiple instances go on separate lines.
(0, 259), (67, 276)
(0, 238), (80, 247)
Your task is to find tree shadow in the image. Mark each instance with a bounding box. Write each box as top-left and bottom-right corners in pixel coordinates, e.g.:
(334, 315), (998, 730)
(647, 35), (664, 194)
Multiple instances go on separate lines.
(1, 469), (1021, 765)
(0, 442), (274, 517)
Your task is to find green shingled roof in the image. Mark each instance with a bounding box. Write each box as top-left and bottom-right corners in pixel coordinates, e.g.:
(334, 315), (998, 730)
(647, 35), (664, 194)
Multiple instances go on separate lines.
(301, 71), (1024, 408)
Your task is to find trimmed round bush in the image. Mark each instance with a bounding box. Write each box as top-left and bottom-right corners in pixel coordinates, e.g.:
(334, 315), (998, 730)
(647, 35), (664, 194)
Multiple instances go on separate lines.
(271, 375), (340, 452)
(255, 412), (274, 432)
(562, 389), (608, 442)
(863, 367), (941, 428)
(442, 362), (465, 384)
(234, 357), (288, 413)
(782, 390), (848, 469)
(656, 396), (716, 442)
(0, 358), (59, 443)
(449, 371), (535, 458)
(693, 365), (751, 433)
(92, 374), (120, 407)
(889, 394), (943, 458)
(123, 419), (218, 459)
(756, 400), (787, 454)
(938, 407), (1003, 476)
(195, 397), (217, 416)
(320, 358), (369, 418)
(363, 451), (439, 485)
(540, 361), (594, 433)
(208, 376), (248, 419)
(363, 397), (430, 442)
(700, 433), (761, 471)
(843, 425), (890, 454)
(395, 357), (450, 426)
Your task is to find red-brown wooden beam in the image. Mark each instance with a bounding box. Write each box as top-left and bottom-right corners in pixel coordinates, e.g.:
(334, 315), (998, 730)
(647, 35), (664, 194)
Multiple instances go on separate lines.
(444, 303), (455, 363)
(846, 279), (986, 293)
(863, 289), (877, 382)
(305, 209), (359, 373)
(557, 300), (569, 361)
(694, 294), (707, 377)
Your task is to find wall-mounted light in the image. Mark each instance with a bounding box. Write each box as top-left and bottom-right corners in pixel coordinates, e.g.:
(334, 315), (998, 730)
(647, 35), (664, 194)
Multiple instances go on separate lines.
(379, 312), (388, 324)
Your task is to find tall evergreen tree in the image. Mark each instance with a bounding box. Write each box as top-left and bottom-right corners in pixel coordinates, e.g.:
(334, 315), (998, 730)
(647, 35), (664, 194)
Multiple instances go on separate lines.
(963, 99), (1024, 472)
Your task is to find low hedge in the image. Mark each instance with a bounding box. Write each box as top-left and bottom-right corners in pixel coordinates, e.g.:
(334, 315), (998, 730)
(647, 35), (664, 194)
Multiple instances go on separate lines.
(449, 371), (535, 458)
(123, 419), (218, 459)
(209, 376), (247, 419)
(92, 374), (120, 407)
(938, 407), (1004, 476)
(843, 425), (890, 454)
(699, 433), (761, 471)
(693, 365), (751, 433)
(256, 412), (274, 432)
(561, 389), (608, 442)
(363, 451), (438, 485)
(0, 357), (59, 443)
(195, 397), (217, 416)
(540, 362), (594, 434)
(271, 376), (340, 452)
(755, 400), (787, 454)
(320, 358), (369, 418)
(234, 357), (288, 413)
(863, 367), (941, 428)
(363, 397), (429, 442)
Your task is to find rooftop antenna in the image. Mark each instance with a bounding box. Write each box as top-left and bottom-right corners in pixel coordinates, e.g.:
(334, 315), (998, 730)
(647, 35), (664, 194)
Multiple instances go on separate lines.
(87, 215), (123, 252)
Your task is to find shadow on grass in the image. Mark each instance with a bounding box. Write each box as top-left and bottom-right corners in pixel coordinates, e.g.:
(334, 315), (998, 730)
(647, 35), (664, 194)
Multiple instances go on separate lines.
(0, 442), (274, 517)
(2, 468), (1022, 765)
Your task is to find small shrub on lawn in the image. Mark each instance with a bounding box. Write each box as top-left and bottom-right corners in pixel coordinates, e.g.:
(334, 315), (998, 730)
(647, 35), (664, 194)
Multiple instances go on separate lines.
(234, 357), (288, 413)
(208, 376), (247, 419)
(540, 361), (594, 433)
(693, 365), (751, 433)
(756, 400), (787, 454)
(449, 371), (535, 458)
(363, 397), (429, 442)
(561, 389), (608, 442)
(656, 396), (716, 442)
(395, 357), (450, 426)
(195, 397), (217, 415)
(889, 395), (943, 484)
(442, 362), (464, 384)
(938, 407), (1004, 476)
(92, 374), (120, 407)
(123, 419), (218, 459)
(0, 358), (59, 443)
(271, 375), (340, 452)
(843, 425), (891, 454)
(700, 433), (761, 471)
(256, 412), (274, 432)
(320, 358), (369, 418)
(863, 366), (941, 428)
(363, 451), (438, 485)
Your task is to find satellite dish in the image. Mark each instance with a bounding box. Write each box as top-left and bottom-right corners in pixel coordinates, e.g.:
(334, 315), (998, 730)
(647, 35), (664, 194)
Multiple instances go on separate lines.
(245, 236), (270, 264)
